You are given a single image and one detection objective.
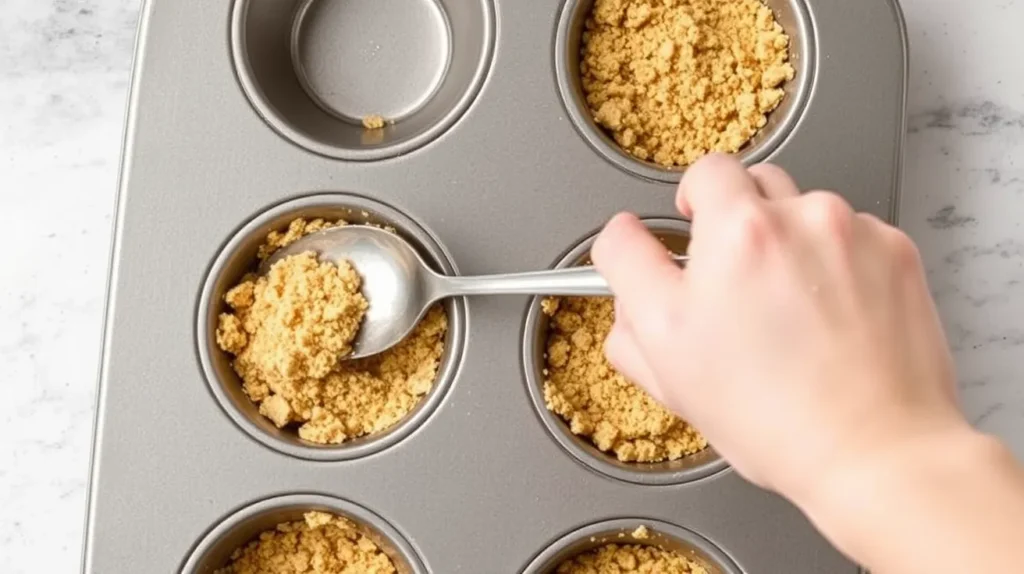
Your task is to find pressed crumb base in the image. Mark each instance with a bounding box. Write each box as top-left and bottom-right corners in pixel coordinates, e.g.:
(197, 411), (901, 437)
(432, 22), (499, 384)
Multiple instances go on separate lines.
(555, 537), (708, 574)
(215, 512), (397, 574)
(542, 296), (707, 463)
(581, 0), (796, 167)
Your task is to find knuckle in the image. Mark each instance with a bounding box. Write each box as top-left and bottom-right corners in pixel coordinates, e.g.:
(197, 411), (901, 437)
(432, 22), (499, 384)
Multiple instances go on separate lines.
(887, 228), (923, 272)
(727, 205), (775, 252)
(804, 192), (853, 239)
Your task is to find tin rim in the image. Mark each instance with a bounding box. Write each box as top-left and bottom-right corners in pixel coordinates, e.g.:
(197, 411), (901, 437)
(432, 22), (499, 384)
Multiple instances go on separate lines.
(196, 193), (466, 461)
(180, 493), (427, 573)
(521, 517), (742, 573)
(229, 0), (496, 161)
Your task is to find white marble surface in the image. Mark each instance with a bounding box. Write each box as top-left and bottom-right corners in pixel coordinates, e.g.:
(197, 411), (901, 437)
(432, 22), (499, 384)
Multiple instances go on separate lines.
(1, 0), (1023, 571)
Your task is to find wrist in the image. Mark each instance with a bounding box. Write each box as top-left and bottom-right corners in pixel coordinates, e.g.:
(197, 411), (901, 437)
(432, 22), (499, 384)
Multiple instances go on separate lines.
(787, 422), (1024, 572)
(791, 417), (982, 520)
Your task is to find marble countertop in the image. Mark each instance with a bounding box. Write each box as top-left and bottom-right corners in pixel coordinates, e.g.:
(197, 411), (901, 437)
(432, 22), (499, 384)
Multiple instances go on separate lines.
(2, 0), (1022, 571)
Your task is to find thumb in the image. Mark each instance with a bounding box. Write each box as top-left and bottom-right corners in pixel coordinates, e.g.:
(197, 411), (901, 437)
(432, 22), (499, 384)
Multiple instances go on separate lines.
(591, 213), (685, 328)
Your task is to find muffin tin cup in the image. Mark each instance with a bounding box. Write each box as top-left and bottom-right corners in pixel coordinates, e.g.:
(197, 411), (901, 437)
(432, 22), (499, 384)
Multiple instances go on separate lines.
(231, 0), (495, 160)
(181, 494), (428, 574)
(196, 194), (467, 461)
(523, 218), (730, 486)
(521, 518), (742, 574)
(555, 0), (818, 183)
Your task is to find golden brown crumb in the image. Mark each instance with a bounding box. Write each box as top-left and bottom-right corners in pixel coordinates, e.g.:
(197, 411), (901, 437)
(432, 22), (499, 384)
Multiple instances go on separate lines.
(632, 525), (650, 540)
(543, 296), (707, 462)
(215, 512), (396, 574)
(217, 252), (367, 380)
(217, 218), (448, 445)
(257, 218), (346, 261)
(362, 115), (387, 130)
(555, 543), (708, 574)
(581, 0), (796, 167)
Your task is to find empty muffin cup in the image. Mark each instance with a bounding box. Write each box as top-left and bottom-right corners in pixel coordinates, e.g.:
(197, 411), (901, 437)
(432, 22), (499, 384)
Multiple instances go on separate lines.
(197, 194), (466, 461)
(181, 494), (427, 573)
(521, 518), (741, 574)
(555, 0), (817, 183)
(230, 0), (495, 160)
(523, 218), (728, 485)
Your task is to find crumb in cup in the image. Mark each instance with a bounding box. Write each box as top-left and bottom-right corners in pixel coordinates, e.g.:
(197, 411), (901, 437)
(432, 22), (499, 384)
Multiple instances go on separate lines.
(555, 542), (708, 574)
(216, 218), (448, 445)
(542, 296), (707, 462)
(362, 115), (387, 130)
(580, 0), (796, 167)
(215, 511), (397, 574)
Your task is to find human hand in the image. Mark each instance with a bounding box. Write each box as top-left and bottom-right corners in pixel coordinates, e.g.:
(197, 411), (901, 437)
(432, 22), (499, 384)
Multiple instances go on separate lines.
(591, 154), (969, 500)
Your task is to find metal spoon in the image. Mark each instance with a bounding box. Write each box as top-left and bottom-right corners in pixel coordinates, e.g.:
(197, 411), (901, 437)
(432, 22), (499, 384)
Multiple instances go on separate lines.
(262, 225), (688, 359)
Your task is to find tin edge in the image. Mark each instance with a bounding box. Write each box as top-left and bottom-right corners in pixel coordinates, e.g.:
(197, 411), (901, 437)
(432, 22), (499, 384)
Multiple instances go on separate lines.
(80, 2), (152, 572)
(886, 0), (910, 228)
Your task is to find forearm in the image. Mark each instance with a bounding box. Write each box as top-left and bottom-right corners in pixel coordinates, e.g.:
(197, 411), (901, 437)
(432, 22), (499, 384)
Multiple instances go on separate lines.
(795, 426), (1024, 573)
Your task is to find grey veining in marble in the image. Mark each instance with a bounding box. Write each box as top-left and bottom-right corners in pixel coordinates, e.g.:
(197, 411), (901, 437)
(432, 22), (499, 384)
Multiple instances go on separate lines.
(1, 0), (1023, 572)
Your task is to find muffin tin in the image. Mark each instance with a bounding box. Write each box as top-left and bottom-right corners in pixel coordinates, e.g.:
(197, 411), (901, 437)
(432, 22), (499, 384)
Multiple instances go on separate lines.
(84, 0), (908, 571)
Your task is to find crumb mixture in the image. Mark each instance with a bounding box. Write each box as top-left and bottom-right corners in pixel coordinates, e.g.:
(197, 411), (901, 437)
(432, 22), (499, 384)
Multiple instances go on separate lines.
(217, 218), (448, 444)
(581, 0), (796, 167)
(216, 252), (367, 387)
(543, 296), (707, 462)
(362, 115), (387, 129)
(555, 543), (708, 574)
(216, 511), (396, 574)
(632, 525), (650, 539)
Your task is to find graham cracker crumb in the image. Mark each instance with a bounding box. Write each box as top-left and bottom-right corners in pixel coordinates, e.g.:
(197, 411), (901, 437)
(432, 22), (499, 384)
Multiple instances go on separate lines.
(580, 0), (796, 167)
(555, 543), (708, 574)
(543, 296), (707, 462)
(215, 512), (396, 574)
(217, 251), (366, 381)
(216, 218), (448, 445)
(362, 115), (387, 130)
(257, 218), (347, 261)
(632, 525), (650, 540)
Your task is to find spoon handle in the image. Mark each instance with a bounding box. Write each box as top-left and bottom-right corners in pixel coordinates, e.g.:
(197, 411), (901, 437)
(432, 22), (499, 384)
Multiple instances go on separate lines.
(435, 255), (689, 297)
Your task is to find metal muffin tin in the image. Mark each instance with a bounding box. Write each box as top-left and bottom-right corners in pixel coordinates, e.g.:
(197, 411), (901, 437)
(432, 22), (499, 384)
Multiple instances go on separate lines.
(84, 0), (907, 571)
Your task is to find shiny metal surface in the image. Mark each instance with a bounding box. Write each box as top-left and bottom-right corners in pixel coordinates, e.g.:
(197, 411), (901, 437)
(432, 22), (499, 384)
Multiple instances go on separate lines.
(84, 0), (907, 570)
(231, 0), (495, 160)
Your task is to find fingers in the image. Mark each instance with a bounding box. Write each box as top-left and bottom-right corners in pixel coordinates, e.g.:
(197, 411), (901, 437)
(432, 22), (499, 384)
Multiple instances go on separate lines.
(592, 213), (684, 317)
(675, 153), (763, 220)
(748, 163), (801, 200)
